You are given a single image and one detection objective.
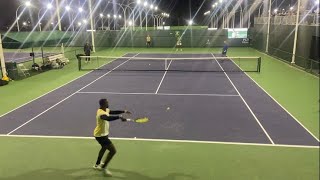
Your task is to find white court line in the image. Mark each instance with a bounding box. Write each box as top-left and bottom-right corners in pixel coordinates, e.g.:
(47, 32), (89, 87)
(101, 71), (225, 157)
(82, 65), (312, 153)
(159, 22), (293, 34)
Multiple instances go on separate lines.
(6, 54), (140, 135)
(127, 52), (217, 55)
(78, 92), (155, 95)
(155, 60), (172, 94)
(157, 93), (238, 97)
(76, 91), (239, 97)
(211, 53), (275, 145)
(230, 57), (320, 142)
(0, 53), (129, 119)
(0, 134), (318, 149)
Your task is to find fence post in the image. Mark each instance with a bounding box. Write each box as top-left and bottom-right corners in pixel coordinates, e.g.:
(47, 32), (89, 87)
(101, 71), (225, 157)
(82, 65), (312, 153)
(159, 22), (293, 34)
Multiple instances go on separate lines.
(0, 33), (7, 77)
(266, 0), (272, 53)
(291, 0), (301, 64)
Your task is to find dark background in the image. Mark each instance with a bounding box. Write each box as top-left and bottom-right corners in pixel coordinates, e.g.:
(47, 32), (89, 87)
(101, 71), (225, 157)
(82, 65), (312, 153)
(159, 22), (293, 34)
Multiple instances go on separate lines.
(0, 0), (209, 28)
(0, 0), (312, 29)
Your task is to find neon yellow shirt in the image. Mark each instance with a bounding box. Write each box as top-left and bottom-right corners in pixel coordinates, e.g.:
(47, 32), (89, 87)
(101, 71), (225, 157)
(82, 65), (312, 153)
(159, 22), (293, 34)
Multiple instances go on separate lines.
(93, 108), (110, 137)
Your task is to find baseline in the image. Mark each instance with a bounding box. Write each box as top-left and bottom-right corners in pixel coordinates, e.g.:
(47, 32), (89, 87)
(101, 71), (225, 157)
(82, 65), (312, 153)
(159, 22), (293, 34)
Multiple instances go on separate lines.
(0, 134), (317, 149)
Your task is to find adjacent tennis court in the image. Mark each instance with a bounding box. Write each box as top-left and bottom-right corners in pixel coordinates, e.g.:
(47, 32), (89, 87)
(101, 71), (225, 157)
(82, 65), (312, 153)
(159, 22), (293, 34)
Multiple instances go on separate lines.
(3, 51), (58, 63)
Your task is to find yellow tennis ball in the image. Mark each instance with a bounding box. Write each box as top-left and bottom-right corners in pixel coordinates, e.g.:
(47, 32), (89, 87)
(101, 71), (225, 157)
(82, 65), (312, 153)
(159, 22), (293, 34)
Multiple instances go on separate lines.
(166, 107), (170, 110)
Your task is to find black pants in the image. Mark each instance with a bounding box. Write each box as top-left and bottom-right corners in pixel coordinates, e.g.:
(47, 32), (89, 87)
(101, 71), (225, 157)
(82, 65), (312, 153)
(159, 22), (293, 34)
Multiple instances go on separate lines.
(95, 136), (112, 146)
(85, 51), (91, 61)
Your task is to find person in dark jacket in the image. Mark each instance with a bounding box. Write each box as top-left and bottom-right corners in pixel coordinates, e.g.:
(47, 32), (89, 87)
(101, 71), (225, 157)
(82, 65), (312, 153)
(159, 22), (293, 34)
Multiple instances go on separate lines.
(84, 42), (93, 63)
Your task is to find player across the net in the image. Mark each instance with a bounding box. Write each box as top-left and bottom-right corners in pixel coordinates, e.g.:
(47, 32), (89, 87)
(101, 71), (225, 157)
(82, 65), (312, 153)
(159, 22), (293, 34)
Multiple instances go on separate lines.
(78, 55), (262, 73)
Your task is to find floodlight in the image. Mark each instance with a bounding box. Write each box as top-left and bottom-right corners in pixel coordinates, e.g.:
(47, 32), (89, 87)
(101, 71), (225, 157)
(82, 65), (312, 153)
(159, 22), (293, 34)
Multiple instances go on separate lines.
(25, 1), (31, 7)
(47, 4), (53, 9)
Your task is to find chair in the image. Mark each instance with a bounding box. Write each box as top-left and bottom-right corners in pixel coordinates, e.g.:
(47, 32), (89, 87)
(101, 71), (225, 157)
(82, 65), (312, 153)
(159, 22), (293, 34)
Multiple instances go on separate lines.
(17, 63), (30, 77)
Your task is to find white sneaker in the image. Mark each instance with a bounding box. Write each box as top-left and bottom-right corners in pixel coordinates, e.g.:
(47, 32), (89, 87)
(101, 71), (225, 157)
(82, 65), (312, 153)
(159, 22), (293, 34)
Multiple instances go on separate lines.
(104, 169), (112, 177)
(93, 164), (103, 170)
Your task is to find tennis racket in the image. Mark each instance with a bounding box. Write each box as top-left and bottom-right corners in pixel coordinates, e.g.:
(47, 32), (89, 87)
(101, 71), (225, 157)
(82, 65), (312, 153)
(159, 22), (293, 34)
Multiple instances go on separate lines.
(127, 117), (149, 123)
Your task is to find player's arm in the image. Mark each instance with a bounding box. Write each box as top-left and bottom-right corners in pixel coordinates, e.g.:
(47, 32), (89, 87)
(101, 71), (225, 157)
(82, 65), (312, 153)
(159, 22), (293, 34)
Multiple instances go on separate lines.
(109, 110), (131, 115)
(100, 115), (127, 121)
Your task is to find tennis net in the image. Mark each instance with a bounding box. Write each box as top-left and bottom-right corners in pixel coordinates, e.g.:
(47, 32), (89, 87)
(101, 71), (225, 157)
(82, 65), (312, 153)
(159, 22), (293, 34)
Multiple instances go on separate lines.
(78, 55), (261, 73)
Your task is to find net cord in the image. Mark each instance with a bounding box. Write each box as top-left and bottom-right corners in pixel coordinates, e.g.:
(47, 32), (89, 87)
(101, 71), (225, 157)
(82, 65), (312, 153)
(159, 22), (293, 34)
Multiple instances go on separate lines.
(78, 56), (260, 60)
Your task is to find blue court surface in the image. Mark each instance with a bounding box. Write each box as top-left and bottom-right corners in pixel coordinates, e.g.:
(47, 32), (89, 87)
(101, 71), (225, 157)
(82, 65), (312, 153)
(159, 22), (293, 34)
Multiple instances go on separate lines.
(3, 52), (57, 63)
(0, 53), (318, 147)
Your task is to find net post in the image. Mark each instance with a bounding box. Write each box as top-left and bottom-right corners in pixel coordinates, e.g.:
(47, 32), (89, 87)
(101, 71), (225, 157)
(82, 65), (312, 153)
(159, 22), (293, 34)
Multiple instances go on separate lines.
(78, 56), (81, 71)
(32, 47), (35, 64)
(41, 46), (44, 64)
(96, 56), (99, 67)
(165, 58), (167, 70)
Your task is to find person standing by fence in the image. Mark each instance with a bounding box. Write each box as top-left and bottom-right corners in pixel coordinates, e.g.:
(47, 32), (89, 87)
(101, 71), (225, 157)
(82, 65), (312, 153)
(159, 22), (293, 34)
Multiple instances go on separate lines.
(84, 42), (93, 63)
(146, 35), (152, 48)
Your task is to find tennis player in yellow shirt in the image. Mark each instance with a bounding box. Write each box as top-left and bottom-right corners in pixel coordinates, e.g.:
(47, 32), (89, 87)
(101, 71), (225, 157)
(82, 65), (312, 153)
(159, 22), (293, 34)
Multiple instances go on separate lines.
(93, 98), (130, 176)
(146, 34), (151, 48)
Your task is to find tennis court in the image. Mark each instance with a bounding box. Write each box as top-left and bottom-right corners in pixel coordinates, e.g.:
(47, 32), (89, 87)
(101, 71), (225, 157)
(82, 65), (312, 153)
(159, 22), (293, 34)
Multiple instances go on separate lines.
(0, 48), (318, 180)
(0, 53), (317, 147)
(0, 0), (319, 178)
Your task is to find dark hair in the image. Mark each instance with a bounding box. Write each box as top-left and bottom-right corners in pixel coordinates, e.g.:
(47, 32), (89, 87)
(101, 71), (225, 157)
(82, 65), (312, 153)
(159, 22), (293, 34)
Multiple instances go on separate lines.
(99, 99), (107, 106)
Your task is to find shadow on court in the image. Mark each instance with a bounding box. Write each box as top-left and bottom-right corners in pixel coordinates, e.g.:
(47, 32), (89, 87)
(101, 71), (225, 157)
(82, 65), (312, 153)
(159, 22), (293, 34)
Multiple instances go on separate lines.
(110, 168), (196, 180)
(0, 168), (102, 180)
(0, 168), (196, 180)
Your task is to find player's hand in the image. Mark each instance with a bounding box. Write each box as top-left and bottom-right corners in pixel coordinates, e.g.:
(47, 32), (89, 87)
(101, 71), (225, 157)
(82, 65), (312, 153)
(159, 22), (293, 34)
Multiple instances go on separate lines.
(120, 117), (128, 122)
(119, 116), (127, 122)
(124, 110), (131, 114)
